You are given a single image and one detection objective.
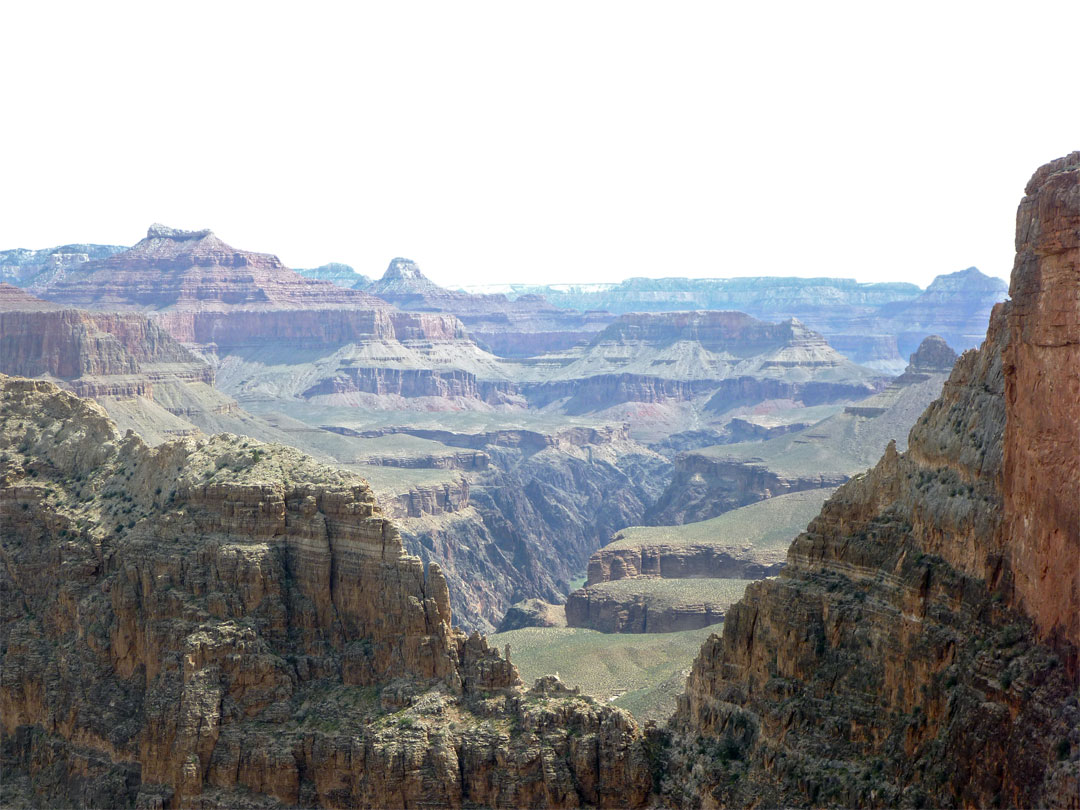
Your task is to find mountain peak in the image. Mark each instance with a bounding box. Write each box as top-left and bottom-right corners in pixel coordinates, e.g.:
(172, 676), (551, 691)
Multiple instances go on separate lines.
(146, 223), (214, 241)
(925, 266), (1008, 294)
(368, 257), (445, 297)
(381, 257), (426, 281)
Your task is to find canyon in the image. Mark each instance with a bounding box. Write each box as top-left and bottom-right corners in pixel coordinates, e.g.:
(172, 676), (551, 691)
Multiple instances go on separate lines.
(1, 152), (1072, 808)
(469, 268), (1007, 372)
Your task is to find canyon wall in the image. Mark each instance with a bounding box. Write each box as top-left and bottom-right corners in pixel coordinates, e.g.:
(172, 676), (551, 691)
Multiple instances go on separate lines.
(37, 225), (388, 313)
(647, 453), (848, 525)
(664, 153), (1079, 809)
(0, 376), (652, 808)
(586, 545), (784, 585)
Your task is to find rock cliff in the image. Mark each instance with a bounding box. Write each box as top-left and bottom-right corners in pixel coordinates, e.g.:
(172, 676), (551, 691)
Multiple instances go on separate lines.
(664, 153), (1079, 808)
(0, 376), (651, 808)
(399, 429), (671, 633)
(365, 257), (614, 357)
(37, 225), (387, 313)
(876, 267), (1011, 359)
(472, 273), (1007, 372)
(565, 578), (748, 634)
(295, 262), (371, 289)
(586, 489), (832, 587)
(1, 244), (126, 289)
(649, 341), (954, 525)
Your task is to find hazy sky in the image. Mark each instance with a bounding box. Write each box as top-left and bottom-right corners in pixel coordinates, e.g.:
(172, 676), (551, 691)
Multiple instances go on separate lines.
(2, 1), (1077, 289)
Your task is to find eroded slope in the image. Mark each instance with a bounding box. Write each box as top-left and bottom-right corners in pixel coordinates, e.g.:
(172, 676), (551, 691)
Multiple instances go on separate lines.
(0, 376), (651, 809)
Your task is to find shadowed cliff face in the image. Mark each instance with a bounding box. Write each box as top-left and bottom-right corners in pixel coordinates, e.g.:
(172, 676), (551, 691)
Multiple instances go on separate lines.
(0, 376), (651, 809)
(664, 154), (1079, 808)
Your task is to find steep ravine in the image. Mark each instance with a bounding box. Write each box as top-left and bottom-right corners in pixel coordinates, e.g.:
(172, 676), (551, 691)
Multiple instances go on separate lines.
(399, 432), (672, 633)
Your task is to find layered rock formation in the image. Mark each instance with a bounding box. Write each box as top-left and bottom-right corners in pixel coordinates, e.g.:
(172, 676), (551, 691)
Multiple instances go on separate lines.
(398, 427), (671, 632)
(0, 376), (651, 809)
(586, 489), (832, 586)
(565, 490), (830, 636)
(366, 257), (614, 357)
(0, 305), (210, 387)
(1, 243), (125, 289)
(37, 225), (387, 313)
(0, 284), (61, 311)
(649, 338), (955, 525)
(646, 451), (849, 526)
(496, 599), (568, 632)
(0, 291), (233, 445)
(302, 367), (515, 405)
(665, 153), (1079, 808)
(0, 290), (322, 451)
(472, 271), (1007, 372)
(472, 277), (923, 318)
(565, 578), (748, 634)
(521, 312), (883, 420)
(876, 267), (1012, 359)
(548, 312), (880, 389)
(296, 262), (371, 288)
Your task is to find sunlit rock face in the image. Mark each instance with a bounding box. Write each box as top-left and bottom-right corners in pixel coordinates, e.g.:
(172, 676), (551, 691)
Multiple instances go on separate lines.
(664, 153), (1079, 809)
(36, 224), (389, 313)
(0, 376), (652, 809)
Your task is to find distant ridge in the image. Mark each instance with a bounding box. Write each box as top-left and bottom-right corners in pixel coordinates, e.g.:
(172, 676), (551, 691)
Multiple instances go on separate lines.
(33, 225), (389, 312)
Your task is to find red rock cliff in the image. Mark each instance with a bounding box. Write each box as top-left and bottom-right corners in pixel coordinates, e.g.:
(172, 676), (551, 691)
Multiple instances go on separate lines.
(0, 376), (650, 809)
(665, 153), (1079, 809)
(1002, 152), (1080, 649)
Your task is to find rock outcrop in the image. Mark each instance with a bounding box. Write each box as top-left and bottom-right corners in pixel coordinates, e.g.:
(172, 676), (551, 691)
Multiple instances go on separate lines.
(565, 578), (748, 634)
(37, 225), (388, 313)
(155, 306), (466, 348)
(303, 367), (516, 405)
(365, 257), (614, 357)
(664, 153), (1079, 808)
(496, 599), (568, 632)
(586, 490), (832, 587)
(875, 267), (1011, 359)
(0, 294), (224, 444)
(0, 375), (651, 809)
(0, 284), (61, 311)
(549, 312), (881, 389)
(0, 307), (210, 387)
(1, 244), (126, 289)
(295, 262), (371, 289)
(399, 429), (671, 633)
(646, 451), (849, 526)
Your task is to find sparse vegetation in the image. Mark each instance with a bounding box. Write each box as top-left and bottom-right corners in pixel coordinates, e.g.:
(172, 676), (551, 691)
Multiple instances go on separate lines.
(489, 625), (717, 722)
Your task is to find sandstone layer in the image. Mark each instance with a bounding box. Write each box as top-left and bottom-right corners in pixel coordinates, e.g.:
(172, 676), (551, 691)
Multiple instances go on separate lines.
(0, 376), (651, 809)
(663, 153), (1079, 808)
(37, 225), (388, 313)
(565, 578), (748, 634)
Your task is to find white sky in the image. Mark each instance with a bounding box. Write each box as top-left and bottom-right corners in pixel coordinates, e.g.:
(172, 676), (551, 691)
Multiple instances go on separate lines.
(2, 1), (1077, 289)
